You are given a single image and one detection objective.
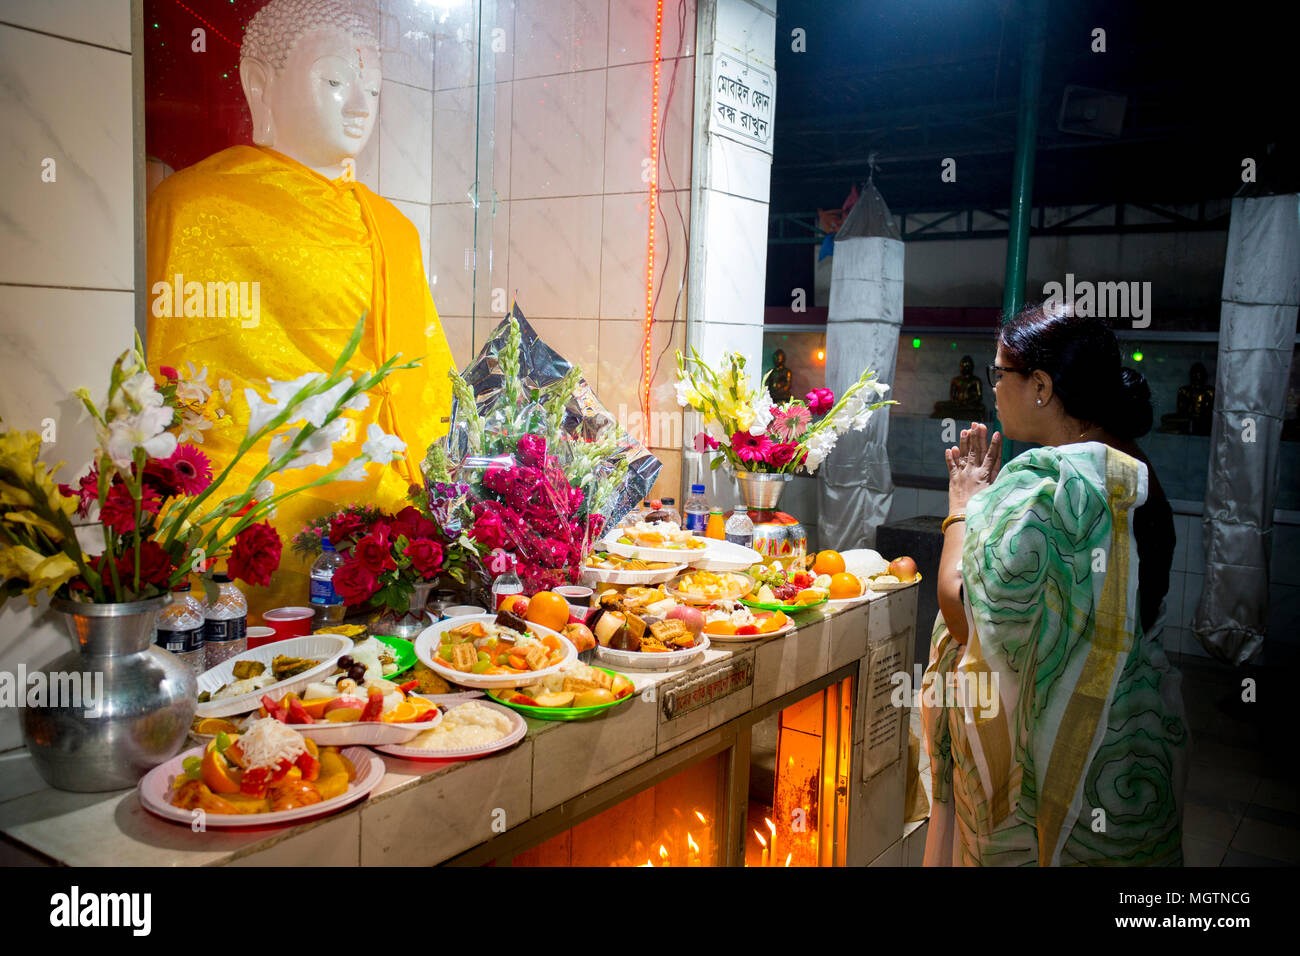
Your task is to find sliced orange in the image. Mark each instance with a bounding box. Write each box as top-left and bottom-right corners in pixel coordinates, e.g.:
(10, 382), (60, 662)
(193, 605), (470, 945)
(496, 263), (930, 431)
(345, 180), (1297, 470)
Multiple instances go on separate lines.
(201, 743), (241, 794)
(301, 697), (332, 720)
(195, 717), (240, 736)
(382, 700), (418, 723)
(758, 610), (788, 633)
(704, 621), (737, 635)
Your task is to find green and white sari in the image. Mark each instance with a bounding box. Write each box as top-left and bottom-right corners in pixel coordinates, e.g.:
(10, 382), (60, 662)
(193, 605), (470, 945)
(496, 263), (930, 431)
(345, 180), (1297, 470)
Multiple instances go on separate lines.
(922, 442), (1188, 866)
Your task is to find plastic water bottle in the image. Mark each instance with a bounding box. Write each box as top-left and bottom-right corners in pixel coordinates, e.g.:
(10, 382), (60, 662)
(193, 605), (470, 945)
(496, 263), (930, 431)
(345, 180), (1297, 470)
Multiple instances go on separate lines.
(491, 564), (524, 612)
(725, 505), (755, 549)
(660, 496), (682, 526)
(156, 580), (205, 676)
(310, 536), (346, 626)
(204, 573), (248, 668)
(683, 484), (709, 534)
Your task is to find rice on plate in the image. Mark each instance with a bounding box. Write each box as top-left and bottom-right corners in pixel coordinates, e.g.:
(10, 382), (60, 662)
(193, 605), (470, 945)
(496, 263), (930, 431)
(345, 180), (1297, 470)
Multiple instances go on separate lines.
(402, 701), (512, 750)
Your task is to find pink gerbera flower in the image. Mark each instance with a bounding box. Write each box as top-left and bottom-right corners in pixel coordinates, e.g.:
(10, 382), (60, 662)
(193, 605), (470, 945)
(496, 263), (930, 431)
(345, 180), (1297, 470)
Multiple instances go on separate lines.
(166, 444), (213, 495)
(770, 404), (812, 442)
(731, 431), (774, 464)
(693, 431), (720, 453)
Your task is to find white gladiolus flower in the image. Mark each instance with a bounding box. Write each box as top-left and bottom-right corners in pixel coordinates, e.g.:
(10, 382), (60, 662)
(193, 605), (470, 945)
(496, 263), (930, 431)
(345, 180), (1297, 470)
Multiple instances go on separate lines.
(254, 479), (275, 501)
(674, 379), (700, 408)
(104, 406), (177, 466)
(748, 389), (775, 436)
(271, 419), (348, 471)
(333, 459), (370, 482)
(177, 410), (213, 444)
(292, 377), (354, 427)
(267, 372), (326, 407)
(801, 428), (838, 474)
(175, 362), (212, 404)
(360, 423), (406, 464)
(704, 418), (731, 447)
(344, 391), (370, 413)
(244, 387), (282, 435)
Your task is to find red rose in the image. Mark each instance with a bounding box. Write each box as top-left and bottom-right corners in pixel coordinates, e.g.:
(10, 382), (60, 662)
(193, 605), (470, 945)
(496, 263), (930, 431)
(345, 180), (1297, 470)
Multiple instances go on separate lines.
(767, 442), (802, 467)
(159, 366), (179, 380)
(333, 559), (378, 605)
(353, 529), (396, 574)
(391, 505), (437, 541)
(329, 512), (369, 547)
(228, 521), (282, 588)
(100, 481), (161, 534)
(140, 459), (182, 499)
(404, 538), (444, 578)
(117, 540), (173, 587)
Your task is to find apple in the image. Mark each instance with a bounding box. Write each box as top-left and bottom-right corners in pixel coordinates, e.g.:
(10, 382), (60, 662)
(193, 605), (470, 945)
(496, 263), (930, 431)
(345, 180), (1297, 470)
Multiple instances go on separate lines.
(563, 622), (597, 653)
(667, 604), (705, 637)
(888, 556), (918, 581)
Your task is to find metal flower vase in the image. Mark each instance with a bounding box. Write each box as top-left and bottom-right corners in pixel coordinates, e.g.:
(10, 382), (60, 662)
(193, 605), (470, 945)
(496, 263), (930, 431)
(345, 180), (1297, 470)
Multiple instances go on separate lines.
(20, 596), (197, 792)
(734, 470), (808, 564)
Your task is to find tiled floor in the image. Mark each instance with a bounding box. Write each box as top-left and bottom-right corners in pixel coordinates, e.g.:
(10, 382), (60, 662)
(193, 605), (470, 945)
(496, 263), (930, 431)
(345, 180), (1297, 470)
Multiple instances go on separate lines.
(904, 655), (1298, 866)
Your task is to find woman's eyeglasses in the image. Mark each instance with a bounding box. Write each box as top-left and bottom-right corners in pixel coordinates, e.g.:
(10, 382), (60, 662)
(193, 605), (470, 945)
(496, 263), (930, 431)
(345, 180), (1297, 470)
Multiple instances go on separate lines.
(987, 364), (1030, 388)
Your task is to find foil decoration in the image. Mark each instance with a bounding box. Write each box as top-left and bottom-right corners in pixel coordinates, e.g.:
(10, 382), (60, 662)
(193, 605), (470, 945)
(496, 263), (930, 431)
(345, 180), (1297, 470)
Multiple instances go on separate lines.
(427, 305), (660, 585)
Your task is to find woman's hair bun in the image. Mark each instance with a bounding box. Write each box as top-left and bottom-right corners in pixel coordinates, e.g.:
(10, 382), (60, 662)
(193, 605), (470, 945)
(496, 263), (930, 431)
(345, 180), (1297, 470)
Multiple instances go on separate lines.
(1106, 367), (1153, 440)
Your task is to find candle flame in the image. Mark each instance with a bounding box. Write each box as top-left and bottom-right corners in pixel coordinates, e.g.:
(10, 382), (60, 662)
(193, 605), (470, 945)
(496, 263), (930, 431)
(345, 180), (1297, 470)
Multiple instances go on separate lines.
(764, 817), (776, 836)
(694, 810), (707, 824)
(785, 853), (792, 867)
(659, 844), (668, 859)
(753, 829), (768, 849)
(640, 860), (654, 867)
(687, 833), (700, 853)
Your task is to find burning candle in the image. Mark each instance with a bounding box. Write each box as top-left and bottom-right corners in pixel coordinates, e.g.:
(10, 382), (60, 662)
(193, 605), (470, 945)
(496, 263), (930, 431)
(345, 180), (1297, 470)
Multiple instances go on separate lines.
(687, 832), (700, 867)
(659, 844), (669, 867)
(765, 817), (776, 866)
(754, 829), (769, 868)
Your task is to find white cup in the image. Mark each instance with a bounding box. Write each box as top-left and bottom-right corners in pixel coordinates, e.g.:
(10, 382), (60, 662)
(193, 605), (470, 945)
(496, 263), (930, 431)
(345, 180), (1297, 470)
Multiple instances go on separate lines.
(441, 604), (486, 619)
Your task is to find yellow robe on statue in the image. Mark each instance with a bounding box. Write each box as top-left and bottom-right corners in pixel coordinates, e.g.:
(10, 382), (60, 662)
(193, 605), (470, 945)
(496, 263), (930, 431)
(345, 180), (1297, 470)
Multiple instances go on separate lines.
(146, 145), (454, 617)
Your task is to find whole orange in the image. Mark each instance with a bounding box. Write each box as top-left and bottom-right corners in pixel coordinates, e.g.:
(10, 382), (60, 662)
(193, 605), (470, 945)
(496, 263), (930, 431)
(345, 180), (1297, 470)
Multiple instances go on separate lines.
(524, 591), (571, 632)
(812, 550), (846, 576)
(828, 572), (863, 600)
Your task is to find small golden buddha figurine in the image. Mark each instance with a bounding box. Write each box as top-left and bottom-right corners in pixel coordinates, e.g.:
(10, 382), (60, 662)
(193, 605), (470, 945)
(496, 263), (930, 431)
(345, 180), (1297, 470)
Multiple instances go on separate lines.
(1160, 362), (1214, 435)
(769, 349), (794, 404)
(931, 355), (986, 421)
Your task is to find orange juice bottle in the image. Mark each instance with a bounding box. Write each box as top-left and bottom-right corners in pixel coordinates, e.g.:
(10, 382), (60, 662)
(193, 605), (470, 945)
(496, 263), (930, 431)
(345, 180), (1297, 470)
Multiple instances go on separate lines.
(705, 507), (726, 540)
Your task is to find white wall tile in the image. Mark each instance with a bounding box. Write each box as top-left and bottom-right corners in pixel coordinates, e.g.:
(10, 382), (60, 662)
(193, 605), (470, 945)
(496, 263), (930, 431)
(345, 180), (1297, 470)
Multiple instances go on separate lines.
(513, 0), (609, 79)
(714, 0), (777, 67)
(440, 313), (475, 368)
(379, 0), (437, 90)
(699, 191), (770, 327)
(0, 26), (133, 289)
(379, 81), (434, 203)
(506, 195), (603, 318)
(433, 0), (485, 90)
(609, 0), (696, 65)
(707, 135), (772, 203)
(432, 86), (479, 204)
(692, 321), (763, 373)
(602, 61), (694, 195)
(0, 0), (130, 53)
(509, 71), (607, 199)
(598, 190), (690, 321)
(429, 202), (479, 316)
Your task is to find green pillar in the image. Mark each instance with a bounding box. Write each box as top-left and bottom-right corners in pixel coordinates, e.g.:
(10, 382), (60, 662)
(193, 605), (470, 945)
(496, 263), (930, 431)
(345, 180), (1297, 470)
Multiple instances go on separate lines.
(1001, 0), (1048, 323)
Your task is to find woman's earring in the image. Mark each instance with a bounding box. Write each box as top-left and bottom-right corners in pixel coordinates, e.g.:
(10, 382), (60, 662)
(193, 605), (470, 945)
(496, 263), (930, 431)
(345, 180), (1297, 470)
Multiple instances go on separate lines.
(1036, 398), (1042, 405)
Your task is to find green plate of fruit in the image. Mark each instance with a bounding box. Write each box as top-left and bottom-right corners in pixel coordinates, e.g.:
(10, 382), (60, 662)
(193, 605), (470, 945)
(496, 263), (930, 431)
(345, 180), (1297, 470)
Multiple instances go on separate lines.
(371, 634), (417, 679)
(487, 668), (637, 721)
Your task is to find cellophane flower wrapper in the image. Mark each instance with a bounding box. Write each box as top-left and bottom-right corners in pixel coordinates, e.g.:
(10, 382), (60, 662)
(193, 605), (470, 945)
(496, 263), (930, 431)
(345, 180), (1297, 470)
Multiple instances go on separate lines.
(422, 305), (660, 593)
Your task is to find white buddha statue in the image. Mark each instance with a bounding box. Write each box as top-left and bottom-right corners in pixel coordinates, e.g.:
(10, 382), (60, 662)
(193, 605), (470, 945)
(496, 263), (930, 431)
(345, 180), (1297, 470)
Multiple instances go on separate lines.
(147, 0), (454, 613)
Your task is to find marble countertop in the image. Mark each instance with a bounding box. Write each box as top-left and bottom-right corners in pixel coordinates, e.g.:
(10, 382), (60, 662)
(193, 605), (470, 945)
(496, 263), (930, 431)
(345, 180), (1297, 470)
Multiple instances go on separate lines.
(0, 585), (919, 867)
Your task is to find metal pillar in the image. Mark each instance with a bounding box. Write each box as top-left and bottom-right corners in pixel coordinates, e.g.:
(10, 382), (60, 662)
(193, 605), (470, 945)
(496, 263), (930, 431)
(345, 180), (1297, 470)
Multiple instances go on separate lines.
(1000, 0), (1048, 323)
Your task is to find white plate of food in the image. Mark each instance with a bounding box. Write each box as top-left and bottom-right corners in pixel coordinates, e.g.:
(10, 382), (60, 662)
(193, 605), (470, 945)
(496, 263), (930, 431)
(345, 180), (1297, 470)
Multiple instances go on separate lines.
(595, 633), (709, 670)
(866, 572), (922, 592)
(138, 725), (383, 828)
(700, 602), (797, 642)
(373, 699), (527, 761)
(581, 553), (687, 586)
(413, 614), (577, 689)
(691, 537), (764, 572)
(669, 569), (755, 604)
(195, 635), (353, 719)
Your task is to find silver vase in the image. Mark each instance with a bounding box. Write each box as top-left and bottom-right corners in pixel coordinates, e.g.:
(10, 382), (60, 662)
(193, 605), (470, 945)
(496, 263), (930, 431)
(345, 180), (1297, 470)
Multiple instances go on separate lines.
(735, 470), (793, 511)
(20, 596), (197, 792)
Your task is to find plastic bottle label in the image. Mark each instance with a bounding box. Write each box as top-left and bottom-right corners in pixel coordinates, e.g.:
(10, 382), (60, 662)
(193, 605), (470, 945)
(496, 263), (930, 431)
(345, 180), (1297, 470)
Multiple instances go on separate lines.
(725, 532), (754, 548)
(156, 624), (203, 654)
(683, 511), (709, 533)
(204, 616), (247, 644)
(310, 576), (342, 606)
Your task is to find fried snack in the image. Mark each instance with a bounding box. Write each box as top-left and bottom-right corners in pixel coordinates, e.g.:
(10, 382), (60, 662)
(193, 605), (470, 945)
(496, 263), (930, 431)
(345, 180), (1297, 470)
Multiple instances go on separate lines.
(313, 624), (368, 639)
(450, 642), (478, 672)
(407, 662), (452, 695)
(562, 665), (613, 693)
(649, 619), (690, 644)
(271, 656), (319, 681)
(231, 660), (266, 680)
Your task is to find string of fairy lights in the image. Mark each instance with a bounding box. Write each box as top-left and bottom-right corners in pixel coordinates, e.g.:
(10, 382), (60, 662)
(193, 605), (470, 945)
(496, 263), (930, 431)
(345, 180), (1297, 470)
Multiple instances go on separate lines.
(641, 0), (667, 441)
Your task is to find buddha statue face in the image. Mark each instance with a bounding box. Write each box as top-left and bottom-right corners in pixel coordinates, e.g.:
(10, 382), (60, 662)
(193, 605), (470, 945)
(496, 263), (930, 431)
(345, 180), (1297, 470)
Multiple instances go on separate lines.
(240, 0), (381, 179)
(959, 355), (975, 377)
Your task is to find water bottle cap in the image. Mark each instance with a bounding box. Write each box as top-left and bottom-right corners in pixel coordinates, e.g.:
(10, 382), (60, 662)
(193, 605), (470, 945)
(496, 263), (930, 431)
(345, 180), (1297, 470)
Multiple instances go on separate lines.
(734, 505), (747, 512)
(321, 536), (335, 551)
(212, 572), (231, 583)
(691, 484), (705, 493)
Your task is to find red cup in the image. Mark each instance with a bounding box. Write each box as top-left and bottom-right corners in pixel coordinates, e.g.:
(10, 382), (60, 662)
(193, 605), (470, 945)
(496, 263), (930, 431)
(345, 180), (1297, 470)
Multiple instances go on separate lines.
(246, 626), (278, 649)
(262, 606), (314, 641)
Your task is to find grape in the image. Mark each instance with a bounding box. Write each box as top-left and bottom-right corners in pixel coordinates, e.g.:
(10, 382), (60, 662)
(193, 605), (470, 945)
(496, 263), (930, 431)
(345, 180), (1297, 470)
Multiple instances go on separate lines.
(337, 655), (354, 670)
(348, 664), (366, 682)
